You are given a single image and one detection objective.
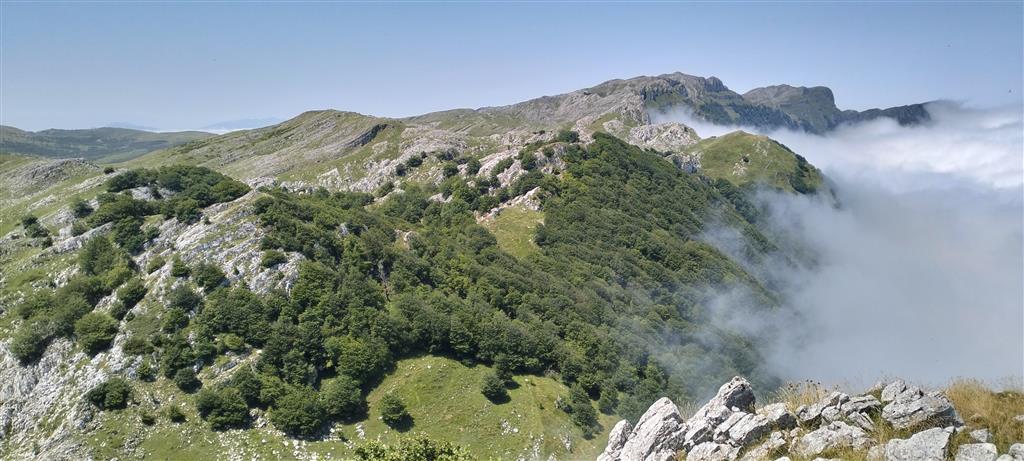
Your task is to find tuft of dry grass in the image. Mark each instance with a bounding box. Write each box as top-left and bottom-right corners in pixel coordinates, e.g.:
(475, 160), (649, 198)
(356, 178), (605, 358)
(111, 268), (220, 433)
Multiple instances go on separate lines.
(676, 399), (700, 420)
(946, 378), (1024, 453)
(769, 380), (833, 412)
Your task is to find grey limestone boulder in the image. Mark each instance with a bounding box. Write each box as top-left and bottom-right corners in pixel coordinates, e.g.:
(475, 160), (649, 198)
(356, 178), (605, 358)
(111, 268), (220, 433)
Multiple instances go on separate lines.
(738, 431), (786, 461)
(969, 429), (992, 443)
(885, 427), (952, 461)
(842, 394), (882, 415)
(727, 413), (772, 446)
(598, 419), (633, 461)
(759, 403), (797, 430)
(954, 443), (998, 461)
(617, 397), (686, 461)
(792, 421), (872, 458)
(687, 442), (740, 461)
(1010, 443), (1024, 460)
(881, 391), (960, 430)
(797, 392), (849, 425)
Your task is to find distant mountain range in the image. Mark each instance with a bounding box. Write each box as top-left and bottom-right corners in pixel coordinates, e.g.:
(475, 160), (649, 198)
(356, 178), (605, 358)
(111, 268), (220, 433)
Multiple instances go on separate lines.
(199, 117), (285, 132)
(0, 126), (213, 163)
(107, 118), (287, 133)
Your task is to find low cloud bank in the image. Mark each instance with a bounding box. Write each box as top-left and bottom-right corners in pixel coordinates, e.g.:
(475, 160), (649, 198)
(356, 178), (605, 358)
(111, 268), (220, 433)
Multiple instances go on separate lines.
(660, 102), (1024, 388)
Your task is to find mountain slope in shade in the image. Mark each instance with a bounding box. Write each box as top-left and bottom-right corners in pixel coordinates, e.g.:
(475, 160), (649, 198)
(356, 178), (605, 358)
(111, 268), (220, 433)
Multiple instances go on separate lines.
(742, 83), (930, 133)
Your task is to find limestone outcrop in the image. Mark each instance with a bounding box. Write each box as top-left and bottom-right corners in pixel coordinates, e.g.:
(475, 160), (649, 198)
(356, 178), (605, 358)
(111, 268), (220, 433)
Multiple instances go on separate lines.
(598, 376), (1018, 461)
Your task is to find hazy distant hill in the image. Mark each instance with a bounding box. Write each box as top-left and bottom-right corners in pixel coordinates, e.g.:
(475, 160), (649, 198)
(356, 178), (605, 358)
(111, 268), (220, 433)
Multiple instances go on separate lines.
(200, 117), (284, 132)
(0, 126), (214, 162)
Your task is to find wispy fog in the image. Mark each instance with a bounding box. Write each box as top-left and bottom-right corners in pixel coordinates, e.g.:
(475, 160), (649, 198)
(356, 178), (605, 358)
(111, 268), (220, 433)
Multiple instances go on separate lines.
(658, 102), (1024, 388)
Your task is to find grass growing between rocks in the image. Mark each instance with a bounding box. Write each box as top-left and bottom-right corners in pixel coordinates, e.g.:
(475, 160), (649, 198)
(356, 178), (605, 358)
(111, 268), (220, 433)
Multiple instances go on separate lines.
(756, 378), (1024, 461)
(947, 378), (1024, 453)
(769, 380), (832, 413)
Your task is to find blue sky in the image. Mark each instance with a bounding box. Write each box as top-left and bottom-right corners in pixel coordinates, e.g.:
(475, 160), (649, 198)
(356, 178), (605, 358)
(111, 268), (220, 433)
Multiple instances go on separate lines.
(1, 2), (1021, 131)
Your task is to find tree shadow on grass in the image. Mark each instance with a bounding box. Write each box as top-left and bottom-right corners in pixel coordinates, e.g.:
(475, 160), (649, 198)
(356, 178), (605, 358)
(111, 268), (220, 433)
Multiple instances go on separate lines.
(485, 392), (512, 405)
(385, 414), (415, 432)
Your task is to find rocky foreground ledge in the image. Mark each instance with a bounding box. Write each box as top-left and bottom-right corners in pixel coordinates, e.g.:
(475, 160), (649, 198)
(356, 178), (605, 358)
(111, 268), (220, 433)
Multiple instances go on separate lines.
(599, 377), (1023, 461)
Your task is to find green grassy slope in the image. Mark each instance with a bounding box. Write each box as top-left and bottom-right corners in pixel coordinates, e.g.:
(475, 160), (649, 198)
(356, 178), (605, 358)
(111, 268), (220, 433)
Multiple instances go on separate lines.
(81, 356), (614, 460)
(339, 355), (616, 459)
(685, 131), (824, 193)
(123, 111), (404, 185)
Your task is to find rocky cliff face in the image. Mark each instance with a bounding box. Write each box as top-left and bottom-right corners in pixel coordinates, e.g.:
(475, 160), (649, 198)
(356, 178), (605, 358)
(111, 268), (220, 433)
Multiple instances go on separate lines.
(600, 377), (1021, 461)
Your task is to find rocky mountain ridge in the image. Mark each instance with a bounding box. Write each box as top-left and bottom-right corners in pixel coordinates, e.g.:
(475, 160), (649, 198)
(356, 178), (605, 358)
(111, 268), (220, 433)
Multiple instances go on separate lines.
(601, 377), (1021, 461)
(412, 72), (930, 135)
(114, 71), (892, 199)
(2, 71), (928, 171)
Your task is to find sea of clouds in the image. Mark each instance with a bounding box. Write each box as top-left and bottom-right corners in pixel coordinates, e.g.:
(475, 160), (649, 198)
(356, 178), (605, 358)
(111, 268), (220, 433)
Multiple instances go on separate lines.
(657, 102), (1023, 389)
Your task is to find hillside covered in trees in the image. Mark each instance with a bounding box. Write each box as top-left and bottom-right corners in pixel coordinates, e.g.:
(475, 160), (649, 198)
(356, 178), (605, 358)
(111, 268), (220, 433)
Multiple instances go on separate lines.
(0, 129), (810, 458)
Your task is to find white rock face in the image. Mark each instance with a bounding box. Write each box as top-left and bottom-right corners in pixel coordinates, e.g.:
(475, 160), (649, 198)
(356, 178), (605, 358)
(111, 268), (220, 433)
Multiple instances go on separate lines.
(797, 391), (849, 425)
(627, 123), (700, 152)
(727, 413), (771, 446)
(842, 394), (881, 415)
(867, 444), (885, 461)
(598, 420), (634, 461)
(846, 410), (875, 431)
(687, 441), (739, 461)
(602, 377), (800, 461)
(0, 337), (131, 459)
(759, 403), (797, 430)
(970, 428), (992, 443)
(50, 222), (112, 254)
(1010, 444), (1024, 460)
(738, 431), (786, 461)
(885, 427), (952, 461)
(955, 443), (998, 461)
(616, 397), (687, 461)
(792, 421), (872, 458)
(881, 390), (960, 430)
(598, 376), (972, 461)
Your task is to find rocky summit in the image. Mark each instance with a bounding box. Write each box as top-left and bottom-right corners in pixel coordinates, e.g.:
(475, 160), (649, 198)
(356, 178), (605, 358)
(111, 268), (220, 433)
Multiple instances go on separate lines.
(600, 377), (1022, 461)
